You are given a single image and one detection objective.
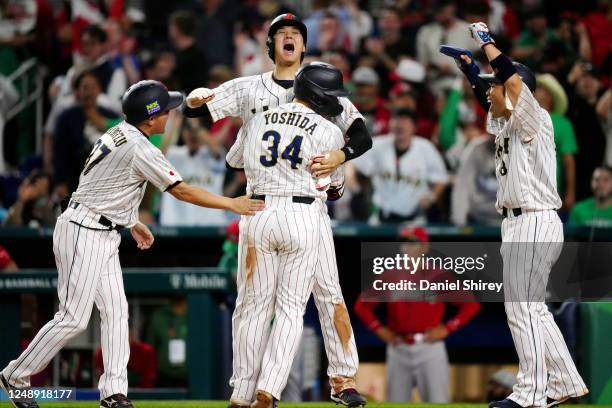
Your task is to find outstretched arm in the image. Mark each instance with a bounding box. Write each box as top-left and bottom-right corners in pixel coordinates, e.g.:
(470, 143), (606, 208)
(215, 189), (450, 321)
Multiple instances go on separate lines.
(168, 181), (264, 215)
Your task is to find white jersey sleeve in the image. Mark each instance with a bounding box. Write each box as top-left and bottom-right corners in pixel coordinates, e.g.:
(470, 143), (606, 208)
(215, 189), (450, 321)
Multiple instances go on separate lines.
(133, 139), (183, 191)
(486, 112), (506, 136)
(226, 124), (247, 169)
(512, 83), (542, 142)
(207, 77), (252, 122)
(330, 97), (365, 134)
(352, 135), (384, 176)
(423, 139), (449, 184)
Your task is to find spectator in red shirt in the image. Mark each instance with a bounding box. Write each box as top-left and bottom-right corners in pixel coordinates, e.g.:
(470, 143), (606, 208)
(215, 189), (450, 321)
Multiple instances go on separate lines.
(354, 225), (480, 403)
(0, 244), (18, 272)
(352, 66), (391, 136)
(95, 331), (157, 388)
(581, 0), (612, 69)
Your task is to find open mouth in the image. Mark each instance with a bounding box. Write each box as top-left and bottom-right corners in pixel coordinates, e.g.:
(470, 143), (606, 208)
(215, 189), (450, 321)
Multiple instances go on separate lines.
(283, 43), (295, 55)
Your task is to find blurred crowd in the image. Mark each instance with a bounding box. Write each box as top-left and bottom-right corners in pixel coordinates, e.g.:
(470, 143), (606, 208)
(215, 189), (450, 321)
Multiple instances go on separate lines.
(0, 0), (611, 229)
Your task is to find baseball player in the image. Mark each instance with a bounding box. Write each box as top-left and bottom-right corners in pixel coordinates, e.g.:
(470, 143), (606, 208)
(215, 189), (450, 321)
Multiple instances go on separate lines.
(352, 108), (449, 223)
(0, 80), (264, 408)
(185, 13), (370, 407)
(441, 24), (588, 408)
(226, 61), (354, 408)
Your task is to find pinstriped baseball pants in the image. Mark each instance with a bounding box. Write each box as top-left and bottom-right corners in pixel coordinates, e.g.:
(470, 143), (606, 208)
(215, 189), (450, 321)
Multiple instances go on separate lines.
(312, 212), (359, 385)
(501, 210), (587, 407)
(230, 196), (323, 401)
(1, 208), (129, 399)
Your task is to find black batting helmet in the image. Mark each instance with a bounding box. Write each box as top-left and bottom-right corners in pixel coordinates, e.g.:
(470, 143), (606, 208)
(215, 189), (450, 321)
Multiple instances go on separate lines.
(266, 13), (307, 62)
(479, 62), (536, 93)
(122, 80), (184, 125)
(294, 62), (349, 117)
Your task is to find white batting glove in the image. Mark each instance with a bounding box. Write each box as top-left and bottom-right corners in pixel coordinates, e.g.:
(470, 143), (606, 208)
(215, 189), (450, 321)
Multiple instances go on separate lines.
(469, 22), (495, 49)
(186, 87), (215, 108)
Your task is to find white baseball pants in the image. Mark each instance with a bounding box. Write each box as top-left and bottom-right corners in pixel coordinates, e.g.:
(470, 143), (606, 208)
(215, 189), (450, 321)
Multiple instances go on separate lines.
(501, 210), (587, 407)
(230, 196), (323, 401)
(1, 205), (129, 399)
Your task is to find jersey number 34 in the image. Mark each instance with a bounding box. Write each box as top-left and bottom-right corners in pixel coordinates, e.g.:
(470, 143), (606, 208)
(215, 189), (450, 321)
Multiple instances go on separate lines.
(260, 130), (303, 169)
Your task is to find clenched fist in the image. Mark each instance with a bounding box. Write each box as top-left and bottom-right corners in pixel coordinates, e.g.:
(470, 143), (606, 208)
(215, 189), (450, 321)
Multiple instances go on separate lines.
(186, 87), (215, 108)
(468, 22), (495, 49)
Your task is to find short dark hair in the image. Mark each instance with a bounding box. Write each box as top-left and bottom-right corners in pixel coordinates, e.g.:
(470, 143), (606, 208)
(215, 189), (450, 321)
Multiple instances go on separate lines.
(523, 6), (546, 20)
(381, 6), (401, 17)
(170, 11), (197, 38)
(322, 11), (338, 20)
(595, 164), (612, 176)
(27, 169), (53, 187)
(434, 0), (456, 10)
(392, 108), (416, 120)
(81, 24), (107, 43)
(73, 69), (100, 90)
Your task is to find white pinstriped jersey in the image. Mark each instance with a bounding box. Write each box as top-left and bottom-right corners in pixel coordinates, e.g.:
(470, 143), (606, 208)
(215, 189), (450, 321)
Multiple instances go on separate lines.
(71, 121), (182, 227)
(353, 134), (448, 217)
(207, 70), (363, 133)
(226, 102), (345, 199)
(486, 84), (562, 212)
(159, 145), (227, 226)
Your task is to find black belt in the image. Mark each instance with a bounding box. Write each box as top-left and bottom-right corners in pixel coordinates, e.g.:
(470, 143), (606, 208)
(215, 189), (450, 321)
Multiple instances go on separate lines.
(502, 207), (522, 218)
(379, 210), (420, 222)
(68, 200), (125, 230)
(251, 194), (315, 205)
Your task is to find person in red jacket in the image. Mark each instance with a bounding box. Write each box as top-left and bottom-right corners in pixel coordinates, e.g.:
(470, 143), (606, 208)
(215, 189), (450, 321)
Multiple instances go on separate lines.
(354, 225), (480, 403)
(0, 245), (18, 272)
(95, 331), (157, 388)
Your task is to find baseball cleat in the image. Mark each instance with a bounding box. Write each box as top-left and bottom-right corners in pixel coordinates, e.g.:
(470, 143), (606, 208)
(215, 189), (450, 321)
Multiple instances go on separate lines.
(488, 398), (525, 408)
(250, 390), (278, 408)
(331, 388), (367, 407)
(547, 391), (589, 408)
(547, 397), (573, 408)
(228, 397), (251, 408)
(0, 374), (40, 408)
(100, 393), (134, 408)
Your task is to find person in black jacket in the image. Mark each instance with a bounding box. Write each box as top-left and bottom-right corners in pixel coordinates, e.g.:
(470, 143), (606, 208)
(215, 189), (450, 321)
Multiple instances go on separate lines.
(53, 70), (119, 196)
(169, 11), (209, 93)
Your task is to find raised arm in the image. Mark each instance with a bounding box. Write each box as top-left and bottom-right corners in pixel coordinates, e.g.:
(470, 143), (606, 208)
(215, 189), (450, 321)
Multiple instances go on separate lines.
(184, 76), (247, 122)
(468, 22), (523, 107)
(439, 45), (490, 111)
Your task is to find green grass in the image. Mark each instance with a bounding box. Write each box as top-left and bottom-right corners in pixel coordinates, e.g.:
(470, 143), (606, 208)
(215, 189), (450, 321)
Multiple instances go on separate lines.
(0, 403), (604, 408)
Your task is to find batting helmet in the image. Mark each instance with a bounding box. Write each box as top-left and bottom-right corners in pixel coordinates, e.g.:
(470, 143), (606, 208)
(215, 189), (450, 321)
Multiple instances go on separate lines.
(478, 62), (536, 93)
(122, 80), (184, 125)
(266, 13), (307, 62)
(294, 62), (349, 117)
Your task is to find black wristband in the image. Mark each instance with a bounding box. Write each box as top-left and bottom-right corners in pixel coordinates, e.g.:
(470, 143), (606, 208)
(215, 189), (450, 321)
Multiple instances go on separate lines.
(490, 53), (517, 84)
(343, 119), (372, 161)
(184, 104), (211, 119)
